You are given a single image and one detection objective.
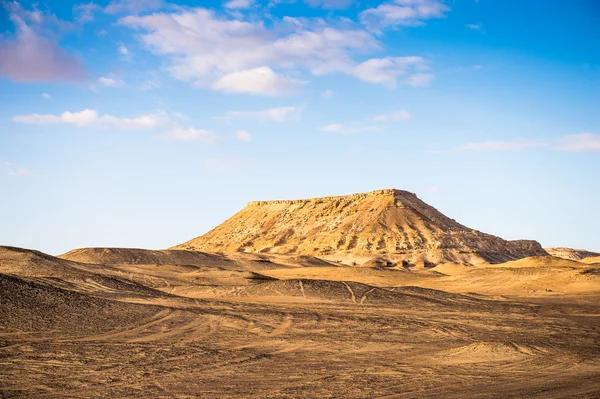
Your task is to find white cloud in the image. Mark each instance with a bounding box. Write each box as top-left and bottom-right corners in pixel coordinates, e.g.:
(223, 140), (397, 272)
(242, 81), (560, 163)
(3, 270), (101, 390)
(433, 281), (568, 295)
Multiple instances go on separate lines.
(304, 0), (353, 9)
(373, 109), (411, 122)
(403, 73), (434, 87)
(161, 127), (218, 143)
(466, 23), (484, 33)
(320, 123), (380, 134)
(170, 111), (189, 121)
(104, 0), (165, 14)
(14, 108), (220, 144)
(211, 67), (307, 96)
(42, 93), (52, 100)
(557, 133), (600, 153)
(321, 89), (335, 99)
(219, 105), (303, 122)
(74, 3), (101, 24)
(119, 45), (129, 55)
(224, 0), (254, 9)
(458, 138), (548, 151)
(360, 0), (450, 31)
(0, 6), (85, 83)
(140, 80), (160, 90)
(351, 57), (428, 87)
(1, 161), (31, 176)
(98, 76), (124, 87)
(235, 129), (252, 142)
(269, 0), (352, 8)
(13, 109), (163, 130)
(120, 8), (431, 92)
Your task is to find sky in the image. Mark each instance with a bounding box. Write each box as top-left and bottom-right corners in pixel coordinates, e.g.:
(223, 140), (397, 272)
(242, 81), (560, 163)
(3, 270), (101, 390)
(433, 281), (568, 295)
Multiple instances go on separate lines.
(0, 0), (599, 255)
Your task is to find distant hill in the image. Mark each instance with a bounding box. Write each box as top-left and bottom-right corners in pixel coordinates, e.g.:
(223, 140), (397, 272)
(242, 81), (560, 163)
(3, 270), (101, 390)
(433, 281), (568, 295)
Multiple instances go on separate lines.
(173, 189), (547, 265)
(545, 247), (600, 261)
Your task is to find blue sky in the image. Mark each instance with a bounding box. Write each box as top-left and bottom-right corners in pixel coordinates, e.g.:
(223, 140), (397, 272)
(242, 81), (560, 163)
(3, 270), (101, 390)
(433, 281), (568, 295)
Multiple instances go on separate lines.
(1, 0), (599, 255)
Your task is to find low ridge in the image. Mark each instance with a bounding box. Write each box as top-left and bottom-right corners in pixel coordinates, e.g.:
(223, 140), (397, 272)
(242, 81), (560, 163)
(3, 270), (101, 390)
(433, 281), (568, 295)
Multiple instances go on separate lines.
(545, 247), (600, 261)
(173, 189), (547, 264)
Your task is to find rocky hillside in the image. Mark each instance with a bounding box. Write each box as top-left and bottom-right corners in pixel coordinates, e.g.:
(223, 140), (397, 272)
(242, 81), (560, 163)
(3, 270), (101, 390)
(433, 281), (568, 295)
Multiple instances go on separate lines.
(545, 247), (600, 261)
(173, 189), (547, 265)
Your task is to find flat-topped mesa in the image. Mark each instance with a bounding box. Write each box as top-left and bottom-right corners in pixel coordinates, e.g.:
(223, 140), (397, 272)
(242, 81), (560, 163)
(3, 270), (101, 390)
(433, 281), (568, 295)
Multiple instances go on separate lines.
(247, 189), (416, 207)
(173, 189), (547, 265)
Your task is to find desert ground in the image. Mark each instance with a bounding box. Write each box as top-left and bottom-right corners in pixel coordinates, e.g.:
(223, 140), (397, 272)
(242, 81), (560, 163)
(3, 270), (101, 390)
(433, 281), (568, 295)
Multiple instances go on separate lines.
(2, 245), (600, 398)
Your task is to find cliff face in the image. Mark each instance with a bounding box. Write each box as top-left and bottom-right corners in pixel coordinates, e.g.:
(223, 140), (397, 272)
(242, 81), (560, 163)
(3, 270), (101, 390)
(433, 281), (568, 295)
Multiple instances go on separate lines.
(173, 189), (547, 264)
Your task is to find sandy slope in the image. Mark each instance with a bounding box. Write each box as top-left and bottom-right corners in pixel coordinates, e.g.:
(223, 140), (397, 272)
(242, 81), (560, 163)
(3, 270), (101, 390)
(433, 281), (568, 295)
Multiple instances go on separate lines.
(2, 245), (600, 398)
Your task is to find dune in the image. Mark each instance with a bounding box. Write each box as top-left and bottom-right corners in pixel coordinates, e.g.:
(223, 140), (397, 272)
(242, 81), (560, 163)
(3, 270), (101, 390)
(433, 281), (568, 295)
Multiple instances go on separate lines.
(581, 256), (600, 264)
(429, 262), (473, 276)
(3, 240), (600, 399)
(486, 255), (587, 268)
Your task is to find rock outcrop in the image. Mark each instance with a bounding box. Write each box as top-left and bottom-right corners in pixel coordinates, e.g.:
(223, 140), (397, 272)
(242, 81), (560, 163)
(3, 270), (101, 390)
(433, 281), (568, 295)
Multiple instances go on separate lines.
(173, 189), (547, 265)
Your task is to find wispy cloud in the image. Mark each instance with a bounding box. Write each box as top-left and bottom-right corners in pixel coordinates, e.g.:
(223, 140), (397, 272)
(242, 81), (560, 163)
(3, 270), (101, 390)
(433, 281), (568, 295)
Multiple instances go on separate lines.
(465, 23), (484, 33)
(373, 109), (411, 122)
(224, 0), (255, 9)
(13, 109), (163, 130)
(0, 3), (86, 83)
(235, 129), (252, 142)
(161, 127), (218, 143)
(402, 73), (434, 87)
(104, 0), (165, 14)
(13, 108), (220, 144)
(557, 133), (600, 152)
(73, 2), (101, 24)
(321, 89), (335, 99)
(360, 0), (450, 31)
(218, 105), (304, 122)
(320, 123), (380, 134)
(42, 93), (52, 100)
(269, 0), (352, 8)
(1, 160), (31, 176)
(351, 56), (430, 88)
(457, 134), (600, 153)
(458, 138), (548, 151)
(97, 76), (124, 87)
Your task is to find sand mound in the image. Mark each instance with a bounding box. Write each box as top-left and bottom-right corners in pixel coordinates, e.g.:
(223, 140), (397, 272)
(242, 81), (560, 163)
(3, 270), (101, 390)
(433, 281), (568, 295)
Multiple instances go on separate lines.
(361, 257), (397, 268)
(430, 262), (473, 276)
(581, 256), (600, 264)
(420, 264), (600, 296)
(59, 247), (230, 267)
(492, 256), (586, 268)
(0, 245), (85, 277)
(0, 274), (161, 334)
(0, 246), (180, 300)
(433, 341), (540, 364)
(173, 189), (546, 265)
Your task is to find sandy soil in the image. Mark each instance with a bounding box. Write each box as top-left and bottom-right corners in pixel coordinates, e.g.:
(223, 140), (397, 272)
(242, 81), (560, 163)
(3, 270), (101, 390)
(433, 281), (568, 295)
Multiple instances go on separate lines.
(2, 246), (600, 398)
